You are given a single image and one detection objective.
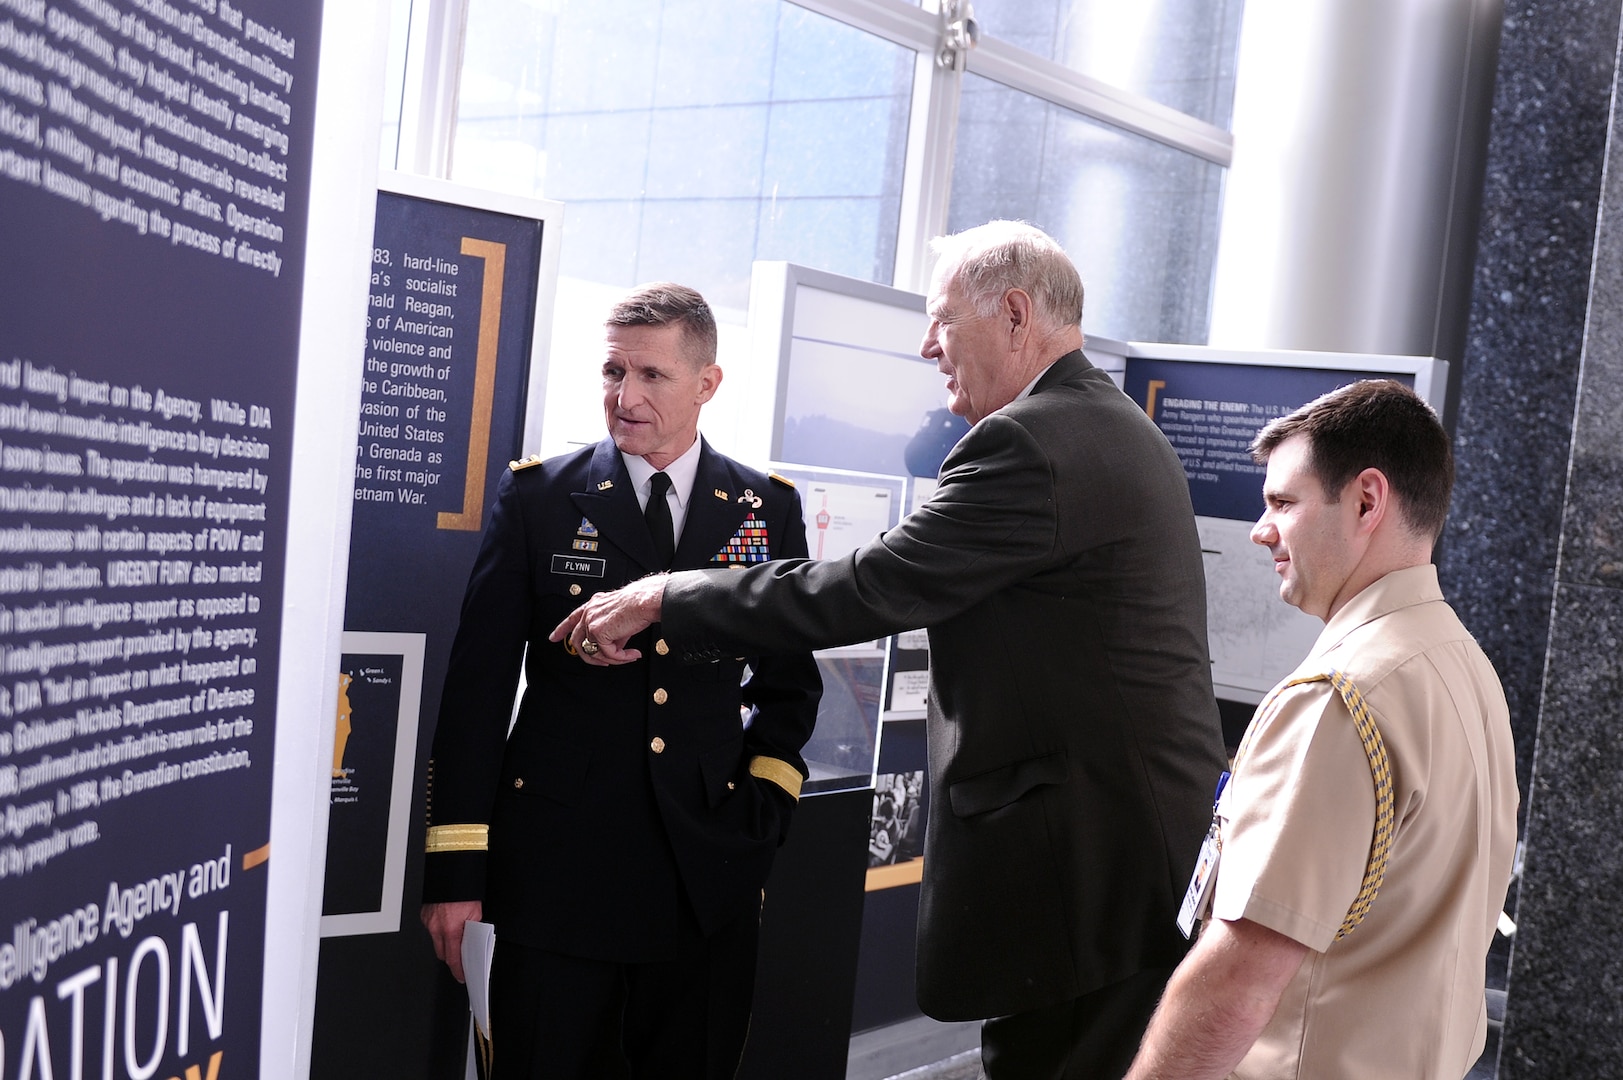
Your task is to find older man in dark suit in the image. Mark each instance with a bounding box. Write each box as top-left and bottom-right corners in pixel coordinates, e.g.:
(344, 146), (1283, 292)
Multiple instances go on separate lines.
(556, 223), (1226, 1078)
(421, 283), (821, 1079)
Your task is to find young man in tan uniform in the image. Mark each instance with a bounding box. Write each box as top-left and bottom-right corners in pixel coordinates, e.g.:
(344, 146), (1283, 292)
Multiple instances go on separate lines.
(1125, 379), (1518, 1079)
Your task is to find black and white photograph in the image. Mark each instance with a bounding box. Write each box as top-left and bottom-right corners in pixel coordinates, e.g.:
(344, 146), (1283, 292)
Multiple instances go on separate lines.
(868, 770), (926, 868)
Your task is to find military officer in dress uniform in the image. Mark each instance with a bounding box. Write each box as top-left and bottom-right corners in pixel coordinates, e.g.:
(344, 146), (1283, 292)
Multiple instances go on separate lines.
(420, 283), (822, 1080)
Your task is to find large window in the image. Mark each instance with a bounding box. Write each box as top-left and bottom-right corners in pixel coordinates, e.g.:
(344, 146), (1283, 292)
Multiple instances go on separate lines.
(968, 0), (1244, 128)
(453, 0), (914, 312)
(950, 74), (1226, 343)
(385, 0), (1240, 451)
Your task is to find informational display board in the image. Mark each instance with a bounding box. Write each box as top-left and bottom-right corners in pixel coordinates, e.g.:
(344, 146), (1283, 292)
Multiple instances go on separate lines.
(762, 465), (903, 793)
(0, 1), (323, 1075)
(309, 175), (559, 1079)
(1121, 344), (1450, 703)
(741, 264), (932, 474)
(318, 176), (558, 936)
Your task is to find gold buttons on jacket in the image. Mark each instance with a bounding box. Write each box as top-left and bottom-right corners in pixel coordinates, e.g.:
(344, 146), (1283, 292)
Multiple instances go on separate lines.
(655, 638), (670, 656)
(513, 778), (524, 789)
(650, 737), (666, 754)
(569, 583), (582, 596)
(727, 781), (736, 791)
(653, 688), (668, 705)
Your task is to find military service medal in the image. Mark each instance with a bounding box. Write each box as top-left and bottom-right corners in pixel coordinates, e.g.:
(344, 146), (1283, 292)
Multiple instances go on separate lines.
(713, 514), (771, 564)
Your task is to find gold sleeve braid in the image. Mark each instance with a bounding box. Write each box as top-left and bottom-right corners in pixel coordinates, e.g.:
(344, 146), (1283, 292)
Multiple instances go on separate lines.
(748, 755), (803, 801)
(1238, 667), (1394, 940)
(425, 824), (490, 854)
(423, 758), (493, 853)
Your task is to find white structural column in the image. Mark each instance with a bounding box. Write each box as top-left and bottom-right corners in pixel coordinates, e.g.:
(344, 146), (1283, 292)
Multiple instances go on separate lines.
(263, 2), (390, 1077)
(1210, 0), (1503, 361)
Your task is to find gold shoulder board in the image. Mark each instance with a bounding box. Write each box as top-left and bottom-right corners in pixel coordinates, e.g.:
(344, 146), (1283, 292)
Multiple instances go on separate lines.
(768, 472), (795, 489)
(509, 454), (543, 472)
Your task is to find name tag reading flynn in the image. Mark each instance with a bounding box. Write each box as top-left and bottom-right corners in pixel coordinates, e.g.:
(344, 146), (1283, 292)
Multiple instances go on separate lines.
(551, 554), (606, 578)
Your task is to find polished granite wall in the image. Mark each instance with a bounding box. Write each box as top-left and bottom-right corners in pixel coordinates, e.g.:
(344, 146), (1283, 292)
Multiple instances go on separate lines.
(1439, 1), (1623, 1075)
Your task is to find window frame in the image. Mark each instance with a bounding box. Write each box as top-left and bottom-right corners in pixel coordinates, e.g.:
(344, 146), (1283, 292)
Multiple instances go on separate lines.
(388, 0), (1236, 293)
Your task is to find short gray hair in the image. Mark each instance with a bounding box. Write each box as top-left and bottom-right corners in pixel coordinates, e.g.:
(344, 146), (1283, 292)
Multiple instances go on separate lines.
(606, 282), (718, 367)
(929, 221), (1084, 328)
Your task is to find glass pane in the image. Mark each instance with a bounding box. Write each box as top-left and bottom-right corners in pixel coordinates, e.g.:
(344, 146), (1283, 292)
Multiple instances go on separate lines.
(969, 0), (1245, 129)
(378, 0), (413, 171)
(452, 0), (914, 312)
(949, 73), (1225, 344)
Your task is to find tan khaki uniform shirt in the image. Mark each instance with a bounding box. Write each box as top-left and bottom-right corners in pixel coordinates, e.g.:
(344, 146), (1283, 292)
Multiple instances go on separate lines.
(1212, 565), (1518, 1079)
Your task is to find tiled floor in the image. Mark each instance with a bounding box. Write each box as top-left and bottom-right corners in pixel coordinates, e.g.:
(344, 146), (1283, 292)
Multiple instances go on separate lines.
(884, 1049), (981, 1080)
(866, 1023), (1501, 1079)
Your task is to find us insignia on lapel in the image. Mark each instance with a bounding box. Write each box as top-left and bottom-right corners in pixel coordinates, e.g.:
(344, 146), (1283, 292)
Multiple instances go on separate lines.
(713, 488), (729, 501)
(713, 514), (771, 564)
(597, 479), (614, 491)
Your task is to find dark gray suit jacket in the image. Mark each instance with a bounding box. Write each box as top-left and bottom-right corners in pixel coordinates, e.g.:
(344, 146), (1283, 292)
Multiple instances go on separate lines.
(664, 350), (1226, 1019)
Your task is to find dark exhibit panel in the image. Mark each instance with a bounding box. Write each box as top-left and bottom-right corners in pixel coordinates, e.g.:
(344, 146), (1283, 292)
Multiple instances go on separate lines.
(312, 184), (543, 1079)
(851, 718), (930, 1032)
(739, 786), (872, 1080)
(853, 883), (925, 1031)
(0, 1), (323, 1074)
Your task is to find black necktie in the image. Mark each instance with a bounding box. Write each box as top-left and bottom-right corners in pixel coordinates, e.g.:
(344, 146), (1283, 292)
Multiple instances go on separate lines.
(646, 471), (676, 569)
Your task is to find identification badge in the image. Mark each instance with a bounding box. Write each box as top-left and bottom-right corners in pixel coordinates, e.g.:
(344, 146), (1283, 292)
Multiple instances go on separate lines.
(1176, 769), (1230, 939)
(1176, 825), (1222, 938)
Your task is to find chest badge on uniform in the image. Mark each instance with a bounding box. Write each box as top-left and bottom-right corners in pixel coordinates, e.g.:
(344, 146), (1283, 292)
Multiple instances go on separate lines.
(713, 513), (770, 564)
(737, 488), (763, 509)
(577, 517), (598, 537)
(571, 539), (599, 552)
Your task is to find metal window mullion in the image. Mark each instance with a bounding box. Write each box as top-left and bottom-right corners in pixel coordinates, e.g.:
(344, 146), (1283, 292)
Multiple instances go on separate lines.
(396, 0), (469, 179)
(893, 46), (962, 293)
(787, 0), (940, 52)
(966, 36), (1233, 167)
(787, 0), (960, 293)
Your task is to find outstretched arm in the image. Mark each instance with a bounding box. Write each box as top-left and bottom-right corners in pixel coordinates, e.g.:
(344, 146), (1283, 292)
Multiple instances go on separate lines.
(1122, 917), (1309, 1080)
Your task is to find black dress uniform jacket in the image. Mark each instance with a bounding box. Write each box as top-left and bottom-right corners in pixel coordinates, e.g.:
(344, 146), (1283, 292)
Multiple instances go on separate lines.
(663, 351), (1227, 1018)
(424, 437), (822, 962)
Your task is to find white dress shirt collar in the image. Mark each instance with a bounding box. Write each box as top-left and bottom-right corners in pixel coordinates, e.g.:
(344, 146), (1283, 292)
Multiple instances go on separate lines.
(621, 436), (703, 542)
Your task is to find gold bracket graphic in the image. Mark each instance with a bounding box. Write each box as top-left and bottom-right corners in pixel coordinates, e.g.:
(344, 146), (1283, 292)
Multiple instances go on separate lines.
(1144, 379), (1167, 420)
(438, 236), (507, 531)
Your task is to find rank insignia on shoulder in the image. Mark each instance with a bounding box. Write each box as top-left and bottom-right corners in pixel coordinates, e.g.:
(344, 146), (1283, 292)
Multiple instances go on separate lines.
(577, 518), (598, 537)
(713, 488), (729, 501)
(737, 488), (763, 509)
(509, 453), (543, 471)
(597, 479), (614, 491)
(768, 472), (795, 489)
(713, 513), (771, 564)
